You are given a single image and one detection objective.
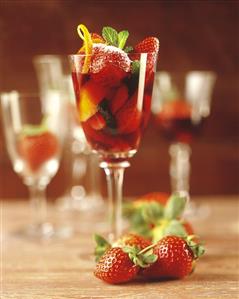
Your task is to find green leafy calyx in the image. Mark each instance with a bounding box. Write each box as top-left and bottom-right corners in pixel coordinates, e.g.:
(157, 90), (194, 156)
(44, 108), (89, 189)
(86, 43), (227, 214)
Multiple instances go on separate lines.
(94, 234), (111, 262)
(21, 117), (49, 137)
(123, 245), (157, 268)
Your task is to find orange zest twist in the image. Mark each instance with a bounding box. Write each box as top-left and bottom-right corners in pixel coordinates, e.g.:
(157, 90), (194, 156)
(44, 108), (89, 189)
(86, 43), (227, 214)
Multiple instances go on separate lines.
(77, 24), (93, 73)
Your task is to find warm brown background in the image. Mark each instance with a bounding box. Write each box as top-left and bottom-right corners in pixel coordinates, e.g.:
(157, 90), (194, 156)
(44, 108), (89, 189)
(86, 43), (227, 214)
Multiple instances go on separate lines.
(0, 0), (238, 199)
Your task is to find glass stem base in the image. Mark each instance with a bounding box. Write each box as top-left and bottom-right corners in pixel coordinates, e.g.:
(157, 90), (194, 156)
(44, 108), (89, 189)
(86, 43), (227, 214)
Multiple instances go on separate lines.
(100, 161), (130, 242)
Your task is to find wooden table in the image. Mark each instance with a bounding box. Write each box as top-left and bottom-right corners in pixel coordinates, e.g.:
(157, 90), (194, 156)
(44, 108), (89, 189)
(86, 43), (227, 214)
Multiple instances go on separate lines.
(1, 196), (239, 299)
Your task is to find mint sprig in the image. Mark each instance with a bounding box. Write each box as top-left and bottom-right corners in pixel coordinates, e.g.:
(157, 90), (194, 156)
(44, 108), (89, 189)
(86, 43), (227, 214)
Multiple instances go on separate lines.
(118, 30), (129, 49)
(102, 26), (118, 47)
(102, 26), (131, 51)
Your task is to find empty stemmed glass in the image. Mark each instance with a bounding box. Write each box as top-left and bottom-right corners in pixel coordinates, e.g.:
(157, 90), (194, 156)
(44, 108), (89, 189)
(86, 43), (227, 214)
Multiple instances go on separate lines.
(33, 55), (104, 213)
(70, 51), (158, 241)
(1, 91), (68, 238)
(152, 71), (216, 208)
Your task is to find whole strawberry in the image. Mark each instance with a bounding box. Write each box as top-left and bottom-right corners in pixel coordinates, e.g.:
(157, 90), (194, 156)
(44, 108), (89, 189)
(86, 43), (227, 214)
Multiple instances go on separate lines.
(94, 247), (139, 284)
(142, 236), (204, 279)
(94, 234), (157, 284)
(113, 233), (151, 250)
(18, 121), (59, 172)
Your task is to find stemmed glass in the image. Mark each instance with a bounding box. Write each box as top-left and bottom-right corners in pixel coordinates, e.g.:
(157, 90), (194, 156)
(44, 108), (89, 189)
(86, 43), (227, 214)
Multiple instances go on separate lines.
(69, 52), (157, 241)
(33, 55), (103, 213)
(152, 71), (216, 206)
(1, 91), (68, 238)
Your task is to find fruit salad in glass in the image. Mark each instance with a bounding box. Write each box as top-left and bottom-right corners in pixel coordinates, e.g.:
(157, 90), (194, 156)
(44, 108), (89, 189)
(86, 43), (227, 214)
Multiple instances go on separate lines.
(70, 24), (159, 240)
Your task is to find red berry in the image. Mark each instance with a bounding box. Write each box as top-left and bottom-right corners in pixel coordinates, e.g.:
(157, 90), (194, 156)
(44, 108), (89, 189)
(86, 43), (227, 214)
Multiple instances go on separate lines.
(18, 132), (59, 172)
(90, 44), (130, 86)
(116, 92), (141, 134)
(134, 37), (159, 82)
(109, 84), (129, 114)
(142, 236), (194, 279)
(135, 192), (169, 206)
(94, 247), (139, 284)
(114, 233), (151, 250)
(135, 37), (159, 54)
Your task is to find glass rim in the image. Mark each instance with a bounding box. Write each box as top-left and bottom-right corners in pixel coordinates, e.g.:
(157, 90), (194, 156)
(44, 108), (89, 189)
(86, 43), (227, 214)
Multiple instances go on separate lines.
(69, 52), (158, 57)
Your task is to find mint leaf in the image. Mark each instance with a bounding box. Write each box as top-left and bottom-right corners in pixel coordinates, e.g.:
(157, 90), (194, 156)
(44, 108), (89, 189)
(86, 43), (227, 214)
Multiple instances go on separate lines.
(102, 26), (118, 46)
(124, 46), (133, 53)
(118, 30), (129, 49)
(132, 60), (140, 74)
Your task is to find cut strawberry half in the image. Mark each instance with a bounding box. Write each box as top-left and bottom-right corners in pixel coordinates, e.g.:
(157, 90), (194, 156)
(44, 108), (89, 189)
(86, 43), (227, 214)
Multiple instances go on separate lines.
(109, 84), (129, 114)
(116, 92), (142, 134)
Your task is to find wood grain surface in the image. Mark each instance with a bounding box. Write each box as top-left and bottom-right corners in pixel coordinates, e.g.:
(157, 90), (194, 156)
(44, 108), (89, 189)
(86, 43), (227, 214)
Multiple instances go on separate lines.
(1, 196), (239, 299)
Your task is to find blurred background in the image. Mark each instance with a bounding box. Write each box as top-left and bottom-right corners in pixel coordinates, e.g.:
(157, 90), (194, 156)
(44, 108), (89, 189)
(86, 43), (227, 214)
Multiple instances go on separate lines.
(0, 0), (238, 200)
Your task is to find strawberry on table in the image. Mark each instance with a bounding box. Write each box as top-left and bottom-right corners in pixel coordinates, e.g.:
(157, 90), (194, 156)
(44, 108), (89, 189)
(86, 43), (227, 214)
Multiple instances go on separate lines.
(94, 237), (157, 284)
(142, 235), (204, 279)
(94, 247), (139, 284)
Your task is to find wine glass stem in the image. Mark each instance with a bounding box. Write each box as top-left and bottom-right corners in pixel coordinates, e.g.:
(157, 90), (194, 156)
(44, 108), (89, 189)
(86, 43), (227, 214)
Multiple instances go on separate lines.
(29, 184), (48, 229)
(101, 161), (130, 242)
(169, 142), (191, 194)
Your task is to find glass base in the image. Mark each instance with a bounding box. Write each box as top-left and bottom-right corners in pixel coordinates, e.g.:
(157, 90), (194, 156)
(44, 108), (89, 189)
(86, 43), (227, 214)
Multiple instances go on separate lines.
(57, 193), (105, 212)
(14, 223), (73, 240)
(184, 200), (211, 220)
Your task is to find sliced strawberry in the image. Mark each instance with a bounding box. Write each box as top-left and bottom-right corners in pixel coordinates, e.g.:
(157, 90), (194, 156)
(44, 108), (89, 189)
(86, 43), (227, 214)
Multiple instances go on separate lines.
(91, 64), (128, 87)
(78, 80), (107, 121)
(18, 132), (58, 172)
(116, 93), (142, 134)
(109, 84), (129, 114)
(82, 122), (132, 153)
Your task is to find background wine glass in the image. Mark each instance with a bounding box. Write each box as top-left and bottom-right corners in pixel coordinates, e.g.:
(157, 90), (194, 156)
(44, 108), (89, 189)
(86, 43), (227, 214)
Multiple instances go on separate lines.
(33, 55), (104, 214)
(152, 71), (216, 211)
(70, 52), (157, 241)
(1, 91), (69, 238)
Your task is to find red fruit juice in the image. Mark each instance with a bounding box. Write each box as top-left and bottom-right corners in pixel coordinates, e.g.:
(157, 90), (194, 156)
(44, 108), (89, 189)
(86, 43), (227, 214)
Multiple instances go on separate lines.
(72, 67), (154, 161)
(154, 100), (205, 144)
